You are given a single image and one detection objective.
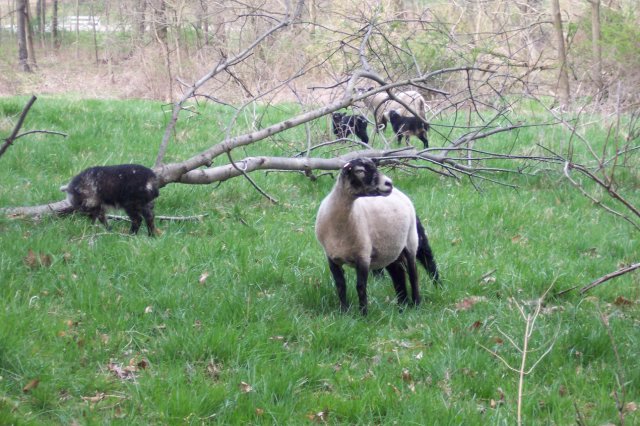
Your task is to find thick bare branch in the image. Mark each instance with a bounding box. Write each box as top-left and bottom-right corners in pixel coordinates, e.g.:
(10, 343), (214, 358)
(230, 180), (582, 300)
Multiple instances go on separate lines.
(0, 95), (37, 158)
(580, 263), (640, 294)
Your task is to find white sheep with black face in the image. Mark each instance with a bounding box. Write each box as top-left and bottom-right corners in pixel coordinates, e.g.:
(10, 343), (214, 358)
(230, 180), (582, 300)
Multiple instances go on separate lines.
(315, 157), (439, 315)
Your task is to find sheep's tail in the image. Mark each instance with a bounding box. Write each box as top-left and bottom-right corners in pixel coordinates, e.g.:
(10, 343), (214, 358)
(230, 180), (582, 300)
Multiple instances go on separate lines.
(416, 217), (440, 285)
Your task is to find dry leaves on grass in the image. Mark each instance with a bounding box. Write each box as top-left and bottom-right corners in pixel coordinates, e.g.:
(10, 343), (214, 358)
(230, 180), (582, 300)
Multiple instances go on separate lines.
(614, 296), (636, 306)
(239, 381), (253, 393)
(511, 234), (528, 245)
(205, 361), (222, 381)
(81, 392), (105, 403)
(490, 388), (506, 408)
(22, 378), (40, 393)
(455, 296), (488, 311)
(24, 249), (52, 269)
(402, 368), (416, 393)
(307, 409), (329, 423)
(107, 358), (149, 380)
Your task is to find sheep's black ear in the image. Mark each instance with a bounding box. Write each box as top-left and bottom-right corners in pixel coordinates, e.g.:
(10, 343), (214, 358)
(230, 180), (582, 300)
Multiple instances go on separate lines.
(371, 158), (380, 166)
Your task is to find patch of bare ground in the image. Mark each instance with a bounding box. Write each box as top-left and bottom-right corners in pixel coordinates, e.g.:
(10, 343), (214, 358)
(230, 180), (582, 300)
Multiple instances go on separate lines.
(1, 48), (172, 100)
(0, 44), (338, 104)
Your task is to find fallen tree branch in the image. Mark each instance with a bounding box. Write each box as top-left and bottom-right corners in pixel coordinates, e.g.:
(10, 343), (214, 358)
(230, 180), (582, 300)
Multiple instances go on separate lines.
(580, 263), (640, 294)
(2, 200), (75, 218)
(0, 145), (562, 218)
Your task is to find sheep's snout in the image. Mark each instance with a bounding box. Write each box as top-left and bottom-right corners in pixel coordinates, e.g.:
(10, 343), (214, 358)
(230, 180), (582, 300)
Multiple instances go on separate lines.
(377, 175), (393, 196)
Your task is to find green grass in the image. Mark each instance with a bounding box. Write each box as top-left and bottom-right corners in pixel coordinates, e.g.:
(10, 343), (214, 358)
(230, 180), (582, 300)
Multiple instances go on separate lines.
(0, 96), (639, 425)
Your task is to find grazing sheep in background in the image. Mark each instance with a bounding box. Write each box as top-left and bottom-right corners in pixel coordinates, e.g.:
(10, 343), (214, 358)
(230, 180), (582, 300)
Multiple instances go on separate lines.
(331, 112), (369, 144)
(358, 87), (426, 132)
(315, 157), (439, 315)
(388, 109), (430, 148)
(62, 164), (160, 236)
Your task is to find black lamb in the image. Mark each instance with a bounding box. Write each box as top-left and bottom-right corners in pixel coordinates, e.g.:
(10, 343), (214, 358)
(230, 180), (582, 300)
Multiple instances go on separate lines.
(331, 112), (369, 144)
(388, 109), (430, 148)
(63, 164), (160, 236)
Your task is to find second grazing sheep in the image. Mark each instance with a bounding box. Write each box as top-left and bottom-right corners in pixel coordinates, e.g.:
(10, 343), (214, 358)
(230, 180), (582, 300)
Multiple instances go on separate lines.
(388, 109), (430, 148)
(358, 87), (426, 132)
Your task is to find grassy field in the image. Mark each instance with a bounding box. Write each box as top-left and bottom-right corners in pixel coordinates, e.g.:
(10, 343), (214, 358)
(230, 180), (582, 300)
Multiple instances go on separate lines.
(0, 96), (638, 425)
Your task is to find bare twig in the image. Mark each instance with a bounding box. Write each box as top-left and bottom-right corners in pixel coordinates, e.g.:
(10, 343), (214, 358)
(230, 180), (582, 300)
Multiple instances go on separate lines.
(1, 95), (35, 158)
(107, 214), (208, 222)
(580, 263), (640, 294)
(479, 281), (558, 426)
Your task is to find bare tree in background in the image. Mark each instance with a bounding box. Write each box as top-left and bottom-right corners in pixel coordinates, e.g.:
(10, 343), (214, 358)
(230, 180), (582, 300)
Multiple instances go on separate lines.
(588, 0), (603, 94)
(551, 0), (570, 106)
(16, 0), (31, 72)
(52, 0), (60, 49)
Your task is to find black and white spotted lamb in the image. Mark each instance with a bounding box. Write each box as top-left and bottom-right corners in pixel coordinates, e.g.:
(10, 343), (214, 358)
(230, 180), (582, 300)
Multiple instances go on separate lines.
(388, 109), (430, 148)
(62, 164), (160, 236)
(331, 112), (369, 144)
(315, 157), (439, 315)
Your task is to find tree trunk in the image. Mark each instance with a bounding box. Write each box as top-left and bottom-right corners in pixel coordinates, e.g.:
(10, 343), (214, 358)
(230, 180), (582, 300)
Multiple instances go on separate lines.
(551, 0), (570, 106)
(152, 0), (168, 45)
(75, 0), (80, 59)
(35, 0), (43, 44)
(135, 0), (147, 41)
(589, 0), (603, 93)
(25, 0), (37, 68)
(52, 0), (60, 49)
(16, 0), (31, 72)
(198, 0), (208, 46)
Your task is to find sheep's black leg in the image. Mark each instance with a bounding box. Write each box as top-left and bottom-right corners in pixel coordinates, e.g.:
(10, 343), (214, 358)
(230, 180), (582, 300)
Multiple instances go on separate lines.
(355, 262), (369, 316)
(418, 133), (429, 148)
(386, 260), (409, 305)
(124, 206), (143, 234)
(141, 204), (156, 236)
(328, 258), (348, 312)
(403, 249), (421, 306)
(93, 208), (111, 230)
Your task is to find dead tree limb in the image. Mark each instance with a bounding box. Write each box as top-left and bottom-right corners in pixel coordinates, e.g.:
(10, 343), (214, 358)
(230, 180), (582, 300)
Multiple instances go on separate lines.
(2, 95), (36, 158)
(580, 263), (640, 294)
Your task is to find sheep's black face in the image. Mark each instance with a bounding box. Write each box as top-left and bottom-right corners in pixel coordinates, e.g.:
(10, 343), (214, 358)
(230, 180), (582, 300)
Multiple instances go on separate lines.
(342, 158), (392, 197)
